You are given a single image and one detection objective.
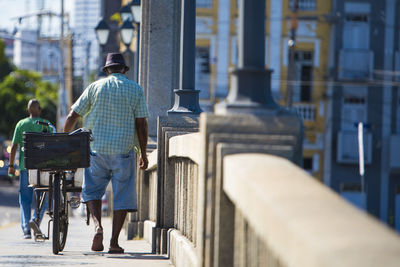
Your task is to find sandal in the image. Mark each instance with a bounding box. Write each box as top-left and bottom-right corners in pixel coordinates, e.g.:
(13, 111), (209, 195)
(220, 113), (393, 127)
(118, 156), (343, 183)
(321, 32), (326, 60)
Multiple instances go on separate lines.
(91, 232), (104, 251)
(108, 246), (124, 254)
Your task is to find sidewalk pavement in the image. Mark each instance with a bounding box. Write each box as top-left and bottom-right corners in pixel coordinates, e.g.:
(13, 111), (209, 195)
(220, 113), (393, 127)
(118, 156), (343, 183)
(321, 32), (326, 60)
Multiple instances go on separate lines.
(0, 213), (173, 267)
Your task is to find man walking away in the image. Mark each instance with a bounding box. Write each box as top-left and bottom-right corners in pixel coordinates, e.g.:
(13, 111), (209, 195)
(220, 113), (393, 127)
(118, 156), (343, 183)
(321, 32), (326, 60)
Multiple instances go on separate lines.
(8, 99), (51, 239)
(63, 52), (149, 254)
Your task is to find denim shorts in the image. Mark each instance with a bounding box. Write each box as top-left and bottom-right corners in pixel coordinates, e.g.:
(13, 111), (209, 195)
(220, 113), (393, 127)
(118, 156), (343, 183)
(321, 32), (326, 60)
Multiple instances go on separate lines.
(82, 150), (137, 211)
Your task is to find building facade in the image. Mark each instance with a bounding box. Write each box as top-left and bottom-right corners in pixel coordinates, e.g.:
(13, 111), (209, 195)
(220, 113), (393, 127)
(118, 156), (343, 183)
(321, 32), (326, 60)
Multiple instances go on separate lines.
(192, 0), (331, 180)
(109, 0), (400, 233)
(277, 0), (332, 181)
(13, 29), (61, 82)
(324, 0), (400, 230)
(72, 0), (101, 77)
(0, 30), (14, 60)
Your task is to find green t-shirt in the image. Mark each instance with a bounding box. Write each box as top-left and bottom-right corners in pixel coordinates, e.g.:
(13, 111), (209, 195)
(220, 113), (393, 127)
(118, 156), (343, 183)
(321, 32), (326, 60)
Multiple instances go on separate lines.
(11, 117), (53, 170)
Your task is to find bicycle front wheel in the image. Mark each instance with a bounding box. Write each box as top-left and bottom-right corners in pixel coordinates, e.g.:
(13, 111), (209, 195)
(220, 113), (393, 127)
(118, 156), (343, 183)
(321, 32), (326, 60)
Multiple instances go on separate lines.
(52, 173), (69, 254)
(52, 173), (60, 254)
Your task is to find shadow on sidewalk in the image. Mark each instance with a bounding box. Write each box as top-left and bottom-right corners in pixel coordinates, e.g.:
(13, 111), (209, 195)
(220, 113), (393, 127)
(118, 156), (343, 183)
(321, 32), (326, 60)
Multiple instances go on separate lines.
(84, 252), (168, 260)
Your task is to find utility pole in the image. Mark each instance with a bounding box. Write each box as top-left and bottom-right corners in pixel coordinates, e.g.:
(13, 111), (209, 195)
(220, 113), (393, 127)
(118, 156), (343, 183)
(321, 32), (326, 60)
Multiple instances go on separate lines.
(65, 33), (74, 106)
(286, 0), (299, 107)
(358, 122), (365, 209)
(57, 0), (68, 131)
(83, 40), (91, 88)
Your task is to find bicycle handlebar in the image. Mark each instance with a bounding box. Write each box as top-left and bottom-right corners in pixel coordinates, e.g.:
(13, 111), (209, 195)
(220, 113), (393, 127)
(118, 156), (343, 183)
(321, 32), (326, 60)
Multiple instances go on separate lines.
(36, 121), (56, 133)
(35, 121), (93, 141)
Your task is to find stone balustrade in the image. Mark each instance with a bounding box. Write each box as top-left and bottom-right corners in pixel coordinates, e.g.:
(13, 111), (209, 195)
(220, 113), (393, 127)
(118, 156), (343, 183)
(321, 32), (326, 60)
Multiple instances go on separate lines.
(224, 154), (400, 267)
(293, 103), (316, 122)
(128, 149), (158, 242)
(132, 127), (400, 267)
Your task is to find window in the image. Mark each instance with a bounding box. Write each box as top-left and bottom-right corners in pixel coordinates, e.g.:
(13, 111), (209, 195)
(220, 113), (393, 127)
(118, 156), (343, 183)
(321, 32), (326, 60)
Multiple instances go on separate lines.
(293, 51), (313, 103)
(303, 157), (313, 172)
(343, 13), (370, 49)
(195, 46), (211, 99)
(341, 87), (367, 131)
(345, 14), (368, 22)
(196, 0), (212, 8)
(303, 154), (319, 174)
(289, 0), (316, 11)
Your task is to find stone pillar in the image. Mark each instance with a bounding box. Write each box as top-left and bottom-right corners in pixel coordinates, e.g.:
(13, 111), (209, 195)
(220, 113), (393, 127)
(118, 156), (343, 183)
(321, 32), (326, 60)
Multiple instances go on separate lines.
(153, 0), (202, 255)
(155, 115), (199, 254)
(126, 0), (182, 241)
(159, 0), (200, 229)
(138, 0), (182, 142)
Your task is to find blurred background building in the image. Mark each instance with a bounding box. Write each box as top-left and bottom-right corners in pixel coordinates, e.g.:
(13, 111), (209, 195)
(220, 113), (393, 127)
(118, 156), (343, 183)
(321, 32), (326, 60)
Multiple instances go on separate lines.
(1, 0), (400, 232)
(72, 0), (100, 79)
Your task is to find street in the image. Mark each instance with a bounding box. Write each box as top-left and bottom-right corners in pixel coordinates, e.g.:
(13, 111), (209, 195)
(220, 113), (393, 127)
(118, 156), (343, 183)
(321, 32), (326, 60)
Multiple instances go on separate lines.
(0, 179), (20, 227)
(0, 180), (173, 267)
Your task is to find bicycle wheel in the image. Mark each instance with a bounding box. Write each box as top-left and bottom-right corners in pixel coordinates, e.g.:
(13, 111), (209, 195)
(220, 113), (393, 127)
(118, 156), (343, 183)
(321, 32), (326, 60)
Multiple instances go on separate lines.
(52, 173), (69, 254)
(52, 173), (60, 254)
(59, 179), (68, 252)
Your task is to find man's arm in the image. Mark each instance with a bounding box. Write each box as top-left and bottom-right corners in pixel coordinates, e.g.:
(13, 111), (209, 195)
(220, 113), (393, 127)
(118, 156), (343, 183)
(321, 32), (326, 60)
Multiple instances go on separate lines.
(63, 110), (81, 132)
(135, 118), (148, 170)
(8, 143), (18, 175)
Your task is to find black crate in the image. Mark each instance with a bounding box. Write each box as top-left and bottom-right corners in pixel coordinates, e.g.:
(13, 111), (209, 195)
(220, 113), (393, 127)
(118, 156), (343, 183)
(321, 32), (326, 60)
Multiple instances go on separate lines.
(24, 132), (90, 170)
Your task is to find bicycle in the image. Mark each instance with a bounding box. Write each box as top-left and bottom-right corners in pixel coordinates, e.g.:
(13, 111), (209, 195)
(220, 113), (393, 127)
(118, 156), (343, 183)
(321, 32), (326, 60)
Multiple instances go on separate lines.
(24, 121), (91, 254)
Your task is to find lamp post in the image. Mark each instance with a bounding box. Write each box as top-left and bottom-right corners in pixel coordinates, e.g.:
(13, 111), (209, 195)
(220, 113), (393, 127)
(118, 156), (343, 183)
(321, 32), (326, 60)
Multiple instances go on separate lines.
(130, 0), (141, 82)
(215, 0), (278, 114)
(95, 18), (110, 77)
(167, 0), (202, 115)
(120, 4), (133, 22)
(120, 18), (135, 80)
(95, 1), (140, 81)
(120, 19), (135, 49)
(95, 18), (110, 46)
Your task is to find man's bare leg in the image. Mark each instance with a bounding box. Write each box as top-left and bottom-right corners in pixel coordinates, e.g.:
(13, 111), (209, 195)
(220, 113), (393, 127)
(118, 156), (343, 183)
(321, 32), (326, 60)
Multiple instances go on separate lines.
(86, 200), (104, 251)
(109, 210), (127, 253)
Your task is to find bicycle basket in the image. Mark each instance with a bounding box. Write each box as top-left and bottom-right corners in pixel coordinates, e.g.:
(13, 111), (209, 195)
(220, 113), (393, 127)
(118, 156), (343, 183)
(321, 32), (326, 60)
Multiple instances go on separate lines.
(24, 131), (90, 170)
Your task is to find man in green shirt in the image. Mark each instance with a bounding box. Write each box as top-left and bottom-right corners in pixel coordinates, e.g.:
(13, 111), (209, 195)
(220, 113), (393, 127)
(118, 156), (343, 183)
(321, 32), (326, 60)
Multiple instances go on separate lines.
(8, 99), (52, 239)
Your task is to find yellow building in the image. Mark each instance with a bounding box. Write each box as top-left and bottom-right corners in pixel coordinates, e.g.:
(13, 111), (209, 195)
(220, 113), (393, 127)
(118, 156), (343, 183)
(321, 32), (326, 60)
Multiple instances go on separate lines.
(278, 0), (332, 181)
(194, 0), (331, 181)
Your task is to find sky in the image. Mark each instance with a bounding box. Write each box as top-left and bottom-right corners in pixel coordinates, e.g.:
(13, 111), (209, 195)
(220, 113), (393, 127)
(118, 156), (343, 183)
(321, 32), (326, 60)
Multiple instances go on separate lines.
(0, 0), (73, 34)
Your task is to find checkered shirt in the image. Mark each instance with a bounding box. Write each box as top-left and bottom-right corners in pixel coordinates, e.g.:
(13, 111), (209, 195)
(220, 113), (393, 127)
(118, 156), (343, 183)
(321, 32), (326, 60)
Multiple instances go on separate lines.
(71, 73), (149, 155)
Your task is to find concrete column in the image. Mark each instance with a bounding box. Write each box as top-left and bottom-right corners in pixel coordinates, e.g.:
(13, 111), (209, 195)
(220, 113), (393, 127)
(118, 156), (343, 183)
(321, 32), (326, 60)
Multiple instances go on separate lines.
(126, 0), (181, 241)
(138, 0), (182, 141)
(215, 0), (279, 114)
(154, 0), (202, 254)
(168, 0), (202, 114)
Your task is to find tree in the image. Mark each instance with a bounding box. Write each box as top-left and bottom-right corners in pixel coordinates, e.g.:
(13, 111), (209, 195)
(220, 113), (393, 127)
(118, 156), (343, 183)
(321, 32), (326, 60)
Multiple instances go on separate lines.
(0, 39), (14, 82)
(0, 70), (58, 139)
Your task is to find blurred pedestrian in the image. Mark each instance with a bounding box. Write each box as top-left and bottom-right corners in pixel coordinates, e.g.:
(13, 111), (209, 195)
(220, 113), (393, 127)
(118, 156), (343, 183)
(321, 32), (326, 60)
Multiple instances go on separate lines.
(63, 53), (149, 254)
(8, 99), (52, 239)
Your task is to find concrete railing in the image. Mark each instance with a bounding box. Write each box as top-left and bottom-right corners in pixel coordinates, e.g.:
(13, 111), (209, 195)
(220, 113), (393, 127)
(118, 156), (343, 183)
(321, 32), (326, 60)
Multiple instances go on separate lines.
(131, 115), (400, 267)
(132, 149), (158, 242)
(224, 154), (400, 267)
(168, 133), (201, 266)
(293, 103), (316, 121)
